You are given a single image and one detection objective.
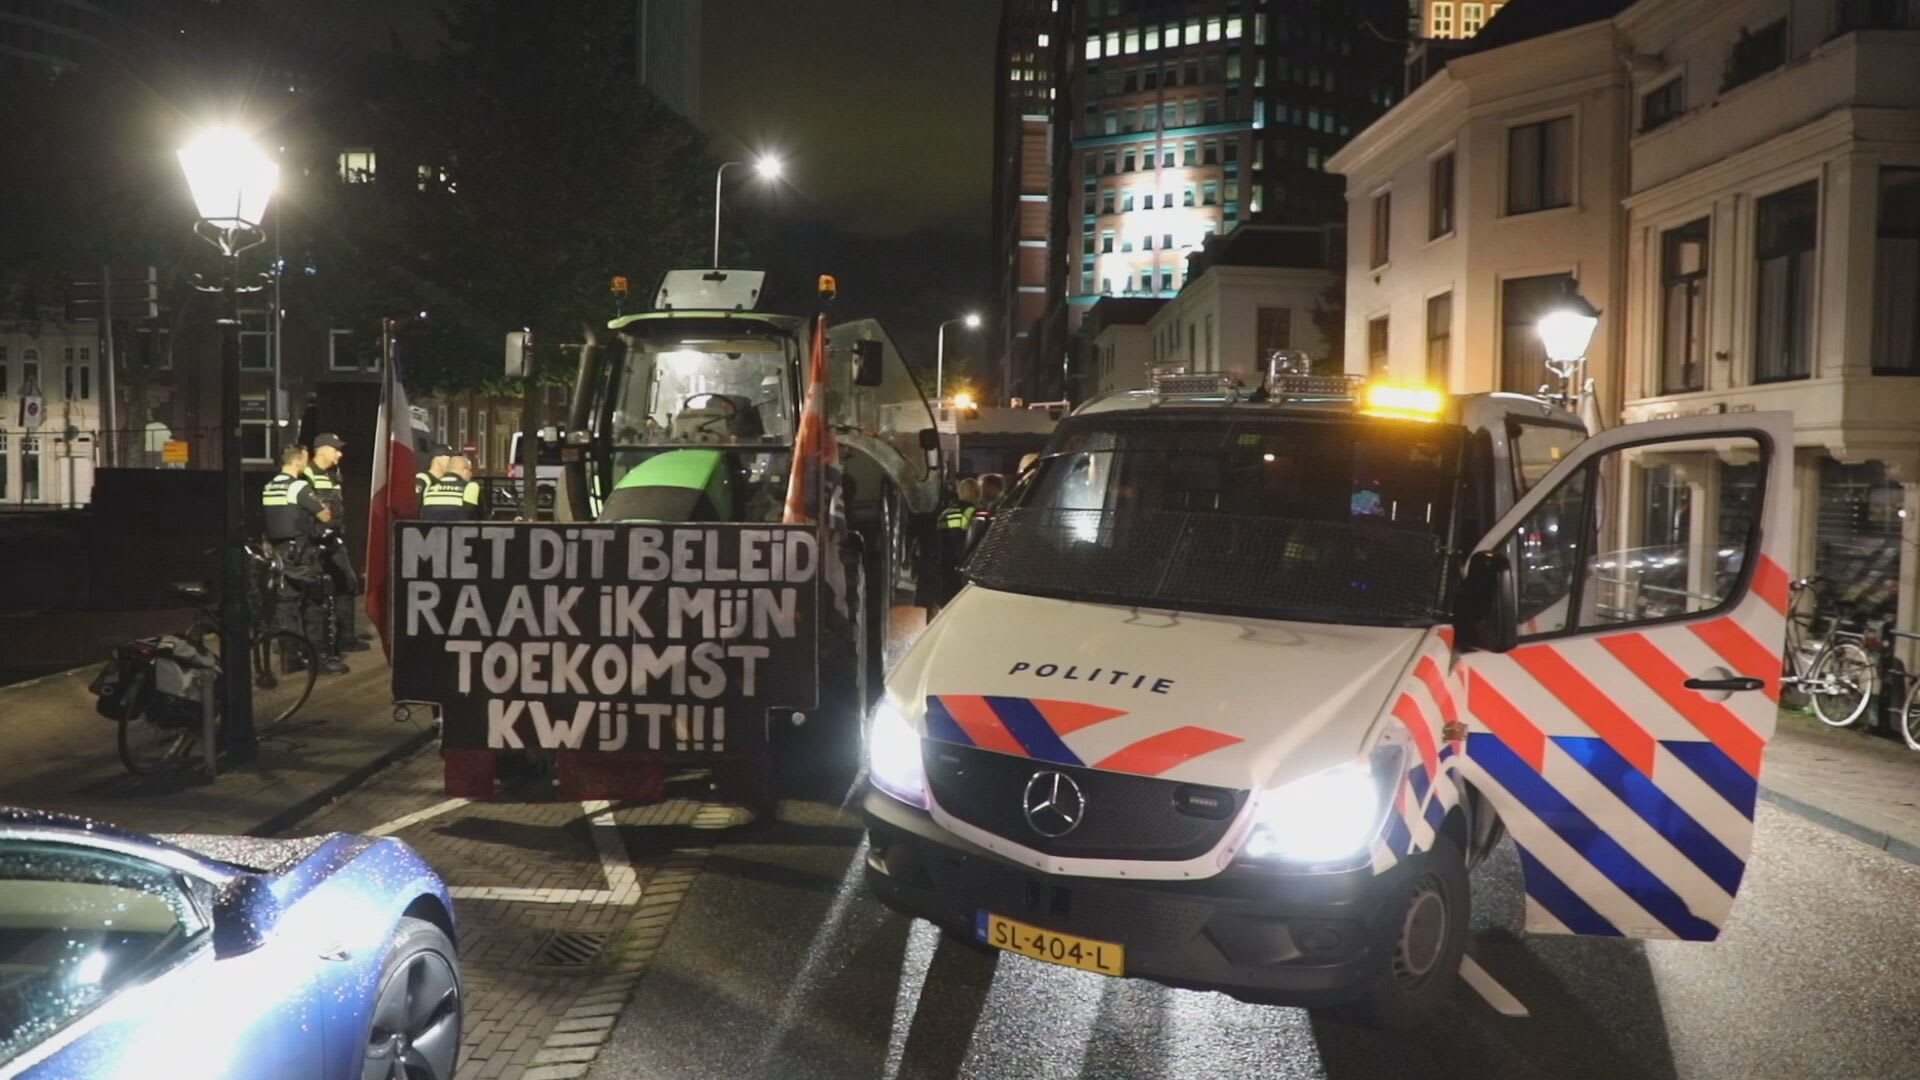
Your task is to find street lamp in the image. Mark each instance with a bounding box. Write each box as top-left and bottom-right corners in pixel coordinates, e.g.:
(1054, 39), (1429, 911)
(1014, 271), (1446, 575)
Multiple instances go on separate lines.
(712, 154), (784, 267)
(1536, 282), (1601, 410)
(936, 312), (983, 403)
(178, 125), (279, 763)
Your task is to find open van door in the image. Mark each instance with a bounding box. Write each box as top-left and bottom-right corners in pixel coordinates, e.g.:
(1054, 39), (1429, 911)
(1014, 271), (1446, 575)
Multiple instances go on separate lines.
(1455, 412), (1793, 941)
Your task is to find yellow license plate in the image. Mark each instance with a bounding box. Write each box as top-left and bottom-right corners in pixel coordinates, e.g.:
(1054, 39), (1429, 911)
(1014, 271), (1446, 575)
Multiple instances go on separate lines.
(976, 911), (1125, 976)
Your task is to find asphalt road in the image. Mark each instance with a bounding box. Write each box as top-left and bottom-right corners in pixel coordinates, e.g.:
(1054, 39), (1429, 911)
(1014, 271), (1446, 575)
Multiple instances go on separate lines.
(584, 736), (1920, 1080)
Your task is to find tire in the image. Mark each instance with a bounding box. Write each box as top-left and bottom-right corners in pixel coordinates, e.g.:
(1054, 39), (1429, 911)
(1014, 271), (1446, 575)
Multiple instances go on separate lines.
(361, 916), (463, 1080)
(118, 710), (198, 776)
(1809, 643), (1874, 728)
(1902, 677), (1920, 753)
(252, 630), (318, 732)
(1328, 835), (1469, 1031)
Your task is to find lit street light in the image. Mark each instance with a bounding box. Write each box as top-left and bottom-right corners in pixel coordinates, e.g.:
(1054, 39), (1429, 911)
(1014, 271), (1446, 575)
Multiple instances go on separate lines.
(936, 312), (983, 404)
(178, 125), (279, 762)
(1536, 281), (1601, 414)
(712, 154), (784, 267)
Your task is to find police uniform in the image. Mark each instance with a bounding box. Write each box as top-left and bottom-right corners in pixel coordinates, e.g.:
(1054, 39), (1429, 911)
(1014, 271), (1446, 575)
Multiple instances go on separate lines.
(421, 473), (480, 520)
(935, 501), (977, 607)
(261, 466), (343, 671)
(414, 444), (453, 510)
(308, 433), (368, 653)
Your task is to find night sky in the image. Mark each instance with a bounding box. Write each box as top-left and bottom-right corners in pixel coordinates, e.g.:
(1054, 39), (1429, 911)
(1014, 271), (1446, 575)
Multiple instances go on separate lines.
(264, 0), (1002, 382)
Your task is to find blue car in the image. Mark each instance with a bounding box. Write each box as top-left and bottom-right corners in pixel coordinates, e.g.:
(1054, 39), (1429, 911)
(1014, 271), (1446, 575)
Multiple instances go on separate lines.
(0, 808), (461, 1080)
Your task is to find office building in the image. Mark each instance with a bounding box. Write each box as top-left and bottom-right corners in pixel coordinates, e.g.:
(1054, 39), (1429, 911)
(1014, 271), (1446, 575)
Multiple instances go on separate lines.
(991, 0), (1056, 402)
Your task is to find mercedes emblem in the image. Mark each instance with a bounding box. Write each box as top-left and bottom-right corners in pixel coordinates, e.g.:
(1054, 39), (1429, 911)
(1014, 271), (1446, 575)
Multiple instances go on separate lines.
(1022, 770), (1086, 838)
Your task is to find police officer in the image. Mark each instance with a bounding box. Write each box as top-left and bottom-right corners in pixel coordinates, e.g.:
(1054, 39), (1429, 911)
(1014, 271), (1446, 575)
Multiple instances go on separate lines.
(261, 445), (348, 674)
(414, 443), (454, 506)
(932, 476), (980, 610)
(421, 457), (480, 521)
(307, 433), (369, 654)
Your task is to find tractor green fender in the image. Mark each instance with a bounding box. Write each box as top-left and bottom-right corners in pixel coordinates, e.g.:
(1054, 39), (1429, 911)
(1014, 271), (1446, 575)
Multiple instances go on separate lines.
(598, 448), (736, 522)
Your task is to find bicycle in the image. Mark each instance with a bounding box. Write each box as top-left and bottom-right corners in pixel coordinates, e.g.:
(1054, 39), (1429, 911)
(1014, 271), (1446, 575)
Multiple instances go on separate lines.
(1865, 619), (1920, 752)
(115, 545), (320, 776)
(1781, 577), (1876, 728)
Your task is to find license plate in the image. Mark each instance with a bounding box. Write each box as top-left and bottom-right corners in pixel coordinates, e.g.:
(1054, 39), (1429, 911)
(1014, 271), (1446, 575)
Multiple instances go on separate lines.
(976, 911), (1124, 976)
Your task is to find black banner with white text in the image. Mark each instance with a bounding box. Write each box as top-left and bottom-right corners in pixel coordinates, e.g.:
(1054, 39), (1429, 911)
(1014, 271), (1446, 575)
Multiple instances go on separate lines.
(392, 522), (820, 753)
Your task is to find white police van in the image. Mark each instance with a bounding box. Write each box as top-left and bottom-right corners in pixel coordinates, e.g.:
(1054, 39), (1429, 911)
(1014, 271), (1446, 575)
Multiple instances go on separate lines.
(863, 373), (1793, 1027)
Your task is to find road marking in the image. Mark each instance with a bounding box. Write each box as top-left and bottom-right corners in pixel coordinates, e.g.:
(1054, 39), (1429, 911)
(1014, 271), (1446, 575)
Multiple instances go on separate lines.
(1460, 954), (1529, 1017)
(583, 800), (642, 904)
(365, 797), (470, 837)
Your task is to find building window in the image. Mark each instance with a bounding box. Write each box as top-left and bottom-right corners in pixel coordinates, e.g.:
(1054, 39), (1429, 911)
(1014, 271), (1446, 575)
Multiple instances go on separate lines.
(63, 348), (91, 399)
(1641, 78), (1684, 133)
(1101, 189), (1116, 214)
(1426, 292), (1453, 385)
(1501, 273), (1577, 393)
(329, 328), (358, 370)
(1367, 317), (1390, 377)
(1183, 185), (1196, 208)
(1754, 181), (1818, 382)
(1507, 116), (1573, 215)
(1370, 191), (1392, 268)
(1661, 219), (1711, 392)
(1160, 270), (1174, 291)
(0, 346), (8, 397)
(0, 433), (7, 500)
(1101, 230), (1115, 253)
(1873, 168), (1920, 373)
(239, 309), (272, 370)
(1255, 306), (1291, 367)
(1102, 150), (1117, 175)
(338, 149), (376, 184)
(1838, 0), (1909, 33)
(1202, 181), (1219, 207)
(1462, 3), (1488, 35)
(1430, 153), (1455, 239)
(1205, 314), (1215, 369)
(21, 436), (39, 503)
(1431, 1), (1455, 37)
(1202, 139), (1219, 165)
(1123, 149), (1137, 172)
(1183, 142), (1197, 166)
(1724, 20), (1788, 91)
(241, 395), (273, 463)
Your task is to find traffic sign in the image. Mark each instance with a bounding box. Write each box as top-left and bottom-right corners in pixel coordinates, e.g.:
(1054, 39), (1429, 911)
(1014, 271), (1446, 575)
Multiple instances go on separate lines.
(161, 440), (190, 464)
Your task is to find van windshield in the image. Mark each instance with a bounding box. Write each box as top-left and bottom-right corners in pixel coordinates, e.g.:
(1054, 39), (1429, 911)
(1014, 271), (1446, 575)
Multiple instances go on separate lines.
(967, 411), (1465, 625)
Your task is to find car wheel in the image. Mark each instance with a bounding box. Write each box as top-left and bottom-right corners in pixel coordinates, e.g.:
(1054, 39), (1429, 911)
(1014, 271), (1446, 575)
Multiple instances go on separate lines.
(1333, 834), (1469, 1031)
(362, 916), (462, 1080)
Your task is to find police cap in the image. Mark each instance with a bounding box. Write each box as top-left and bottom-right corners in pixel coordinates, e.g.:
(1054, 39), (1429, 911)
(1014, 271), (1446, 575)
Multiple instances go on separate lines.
(313, 432), (346, 450)
(427, 443), (455, 458)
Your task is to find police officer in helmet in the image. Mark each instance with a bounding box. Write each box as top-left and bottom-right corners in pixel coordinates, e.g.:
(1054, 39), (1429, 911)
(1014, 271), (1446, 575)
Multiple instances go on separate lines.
(261, 445), (349, 674)
(307, 433), (369, 654)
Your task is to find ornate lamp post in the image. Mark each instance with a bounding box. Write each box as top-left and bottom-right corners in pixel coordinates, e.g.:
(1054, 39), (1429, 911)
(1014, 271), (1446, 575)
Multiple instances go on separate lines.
(178, 126), (279, 761)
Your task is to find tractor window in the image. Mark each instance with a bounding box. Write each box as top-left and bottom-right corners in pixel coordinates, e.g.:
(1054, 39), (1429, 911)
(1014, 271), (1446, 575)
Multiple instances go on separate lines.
(611, 339), (793, 446)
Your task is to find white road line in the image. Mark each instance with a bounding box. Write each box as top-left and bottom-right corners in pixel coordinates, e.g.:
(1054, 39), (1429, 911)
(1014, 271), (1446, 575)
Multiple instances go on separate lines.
(365, 798), (470, 837)
(449, 886), (618, 904)
(1460, 954), (1530, 1018)
(582, 800), (643, 904)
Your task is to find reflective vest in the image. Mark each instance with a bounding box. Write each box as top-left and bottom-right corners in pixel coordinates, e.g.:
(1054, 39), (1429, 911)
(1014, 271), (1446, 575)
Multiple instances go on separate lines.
(261, 472), (312, 540)
(306, 467), (344, 518)
(421, 474), (472, 520)
(939, 505), (976, 531)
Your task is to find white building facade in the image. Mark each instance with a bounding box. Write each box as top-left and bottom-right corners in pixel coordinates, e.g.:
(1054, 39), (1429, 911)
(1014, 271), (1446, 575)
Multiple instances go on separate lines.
(0, 322), (104, 507)
(1328, 20), (1629, 410)
(1144, 262), (1335, 387)
(1618, 0), (1920, 623)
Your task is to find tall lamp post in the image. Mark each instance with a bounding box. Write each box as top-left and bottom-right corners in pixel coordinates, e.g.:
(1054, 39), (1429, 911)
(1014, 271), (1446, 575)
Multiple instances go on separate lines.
(1537, 282), (1601, 416)
(711, 154), (784, 267)
(178, 126), (279, 762)
(936, 312), (982, 403)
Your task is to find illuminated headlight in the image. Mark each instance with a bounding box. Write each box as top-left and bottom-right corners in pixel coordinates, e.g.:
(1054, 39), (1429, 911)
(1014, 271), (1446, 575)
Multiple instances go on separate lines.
(1241, 743), (1407, 868)
(867, 699), (928, 809)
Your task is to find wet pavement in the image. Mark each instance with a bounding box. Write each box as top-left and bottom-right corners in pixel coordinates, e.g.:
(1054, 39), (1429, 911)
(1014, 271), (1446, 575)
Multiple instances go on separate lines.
(583, 759), (1920, 1080)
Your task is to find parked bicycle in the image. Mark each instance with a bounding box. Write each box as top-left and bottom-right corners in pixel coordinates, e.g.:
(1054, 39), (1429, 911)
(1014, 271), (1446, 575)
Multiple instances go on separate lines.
(1781, 576), (1877, 728)
(1862, 618), (1920, 752)
(95, 545), (320, 776)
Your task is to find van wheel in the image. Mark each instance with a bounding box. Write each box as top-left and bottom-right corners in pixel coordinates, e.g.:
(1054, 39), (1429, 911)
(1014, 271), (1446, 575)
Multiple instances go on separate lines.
(1333, 834), (1469, 1030)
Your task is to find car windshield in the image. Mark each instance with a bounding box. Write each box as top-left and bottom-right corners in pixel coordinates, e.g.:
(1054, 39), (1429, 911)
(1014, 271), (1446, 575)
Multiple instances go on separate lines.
(967, 411), (1465, 625)
(0, 839), (207, 1067)
(610, 337), (794, 446)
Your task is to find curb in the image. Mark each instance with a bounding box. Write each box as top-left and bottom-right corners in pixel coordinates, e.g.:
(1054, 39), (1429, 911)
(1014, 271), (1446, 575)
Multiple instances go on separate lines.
(248, 725), (438, 838)
(1759, 785), (1920, 868)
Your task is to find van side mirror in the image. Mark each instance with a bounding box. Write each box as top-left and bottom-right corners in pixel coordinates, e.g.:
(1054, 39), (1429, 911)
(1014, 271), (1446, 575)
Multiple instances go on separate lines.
(917, 427), (939, 452)
(851, 340), (885, 387)
(504, 330), (532, 378)
(1453, 550), (1516, 654)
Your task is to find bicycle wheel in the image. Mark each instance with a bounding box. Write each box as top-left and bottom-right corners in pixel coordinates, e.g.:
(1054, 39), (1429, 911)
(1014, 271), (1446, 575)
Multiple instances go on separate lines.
(1809, 642), (1874, 728)
(1902, 677), (1920, 752)
(251, 630), (318, 732)
(119, 711), (199, 776)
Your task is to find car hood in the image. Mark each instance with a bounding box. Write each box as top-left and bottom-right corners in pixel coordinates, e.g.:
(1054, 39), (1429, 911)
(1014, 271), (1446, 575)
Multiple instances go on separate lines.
(890, 586), (1429, 791)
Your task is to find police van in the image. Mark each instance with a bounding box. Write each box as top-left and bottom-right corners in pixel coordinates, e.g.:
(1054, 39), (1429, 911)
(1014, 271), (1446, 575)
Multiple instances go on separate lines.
(862, 372), (1792, 1027)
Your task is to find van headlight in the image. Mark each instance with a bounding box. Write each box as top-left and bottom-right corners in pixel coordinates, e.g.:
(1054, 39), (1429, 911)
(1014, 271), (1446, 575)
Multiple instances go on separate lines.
(867, 699), (928, 809)
(1240, 743), (1407, 868)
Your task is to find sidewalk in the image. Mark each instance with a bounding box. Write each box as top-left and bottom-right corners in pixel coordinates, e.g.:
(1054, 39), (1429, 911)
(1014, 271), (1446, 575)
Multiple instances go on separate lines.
(1762, 710), (1920, 865)
(0, 653), (433, 837)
